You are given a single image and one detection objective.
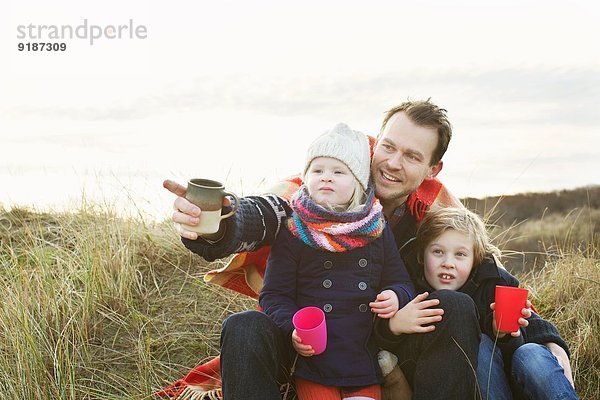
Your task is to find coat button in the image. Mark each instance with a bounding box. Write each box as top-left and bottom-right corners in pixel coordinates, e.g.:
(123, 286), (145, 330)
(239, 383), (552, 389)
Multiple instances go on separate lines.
(324, 304), (333, 313)
(358, 258), (368, 268)
(323, 279), (332, 289)
(323, 260), (333, 269)
(358, 281), (367, 290)
(359, 304), (368, 312)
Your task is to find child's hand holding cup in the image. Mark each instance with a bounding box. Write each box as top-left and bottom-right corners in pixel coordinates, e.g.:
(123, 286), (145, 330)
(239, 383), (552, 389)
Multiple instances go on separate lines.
(293, 307), (327, 356)
(180, 178), (239, 237)
(492, 285), (531, 337)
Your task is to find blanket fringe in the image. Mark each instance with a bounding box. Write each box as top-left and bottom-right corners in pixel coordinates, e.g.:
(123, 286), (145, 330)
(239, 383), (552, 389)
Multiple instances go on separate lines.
(173, 384), (294, 400)
(176, 386), (222, 400)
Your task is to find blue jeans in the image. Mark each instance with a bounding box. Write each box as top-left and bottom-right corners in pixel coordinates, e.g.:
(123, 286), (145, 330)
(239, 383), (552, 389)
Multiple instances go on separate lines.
(511, 343), (579, 400)
(477, 338), (579, 400)
(477, 334), (512, 400)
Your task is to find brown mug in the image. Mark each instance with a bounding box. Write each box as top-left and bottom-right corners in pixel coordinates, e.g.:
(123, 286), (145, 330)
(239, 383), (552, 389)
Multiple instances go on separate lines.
(181, 178), (239, 234)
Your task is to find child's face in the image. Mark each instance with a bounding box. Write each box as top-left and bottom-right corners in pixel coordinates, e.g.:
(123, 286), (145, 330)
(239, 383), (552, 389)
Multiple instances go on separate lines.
(305, 157), (356, 208)
(423, 229), (475, 291)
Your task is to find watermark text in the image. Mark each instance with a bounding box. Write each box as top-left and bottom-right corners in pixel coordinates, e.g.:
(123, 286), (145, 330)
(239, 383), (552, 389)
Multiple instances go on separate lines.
(16, 19), (147, 45)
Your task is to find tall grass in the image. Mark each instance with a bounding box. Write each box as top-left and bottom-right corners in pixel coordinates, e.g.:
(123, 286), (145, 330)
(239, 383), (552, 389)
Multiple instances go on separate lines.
(488, 206), (599, 272)
(522, 244), (600, 399)
(0, 204), (598, 399)
(0, 206), (253, 399)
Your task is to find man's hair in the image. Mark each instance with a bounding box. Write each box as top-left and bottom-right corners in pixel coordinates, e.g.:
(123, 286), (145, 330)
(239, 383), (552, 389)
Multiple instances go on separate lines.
(416, 207), (500, 267)
(381, 99), (452, 166)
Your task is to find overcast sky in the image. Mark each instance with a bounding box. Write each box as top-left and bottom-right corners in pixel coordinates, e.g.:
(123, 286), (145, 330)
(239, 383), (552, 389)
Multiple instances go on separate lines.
(1, 0), (599, 219)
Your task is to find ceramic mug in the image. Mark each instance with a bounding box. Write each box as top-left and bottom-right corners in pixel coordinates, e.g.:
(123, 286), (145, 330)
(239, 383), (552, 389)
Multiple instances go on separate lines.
(181, 178), (239, 234)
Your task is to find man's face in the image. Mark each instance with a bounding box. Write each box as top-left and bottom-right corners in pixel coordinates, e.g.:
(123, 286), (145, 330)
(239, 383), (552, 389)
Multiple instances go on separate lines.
(371, 112), (442, 209)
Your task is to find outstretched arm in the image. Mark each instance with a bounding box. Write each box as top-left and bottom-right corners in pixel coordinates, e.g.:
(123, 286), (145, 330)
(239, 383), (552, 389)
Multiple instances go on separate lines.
(164, 179), (293, 261)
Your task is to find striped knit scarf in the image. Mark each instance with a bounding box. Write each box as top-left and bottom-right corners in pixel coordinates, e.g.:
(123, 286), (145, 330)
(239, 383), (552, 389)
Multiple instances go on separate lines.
(287, 185), (385, 252)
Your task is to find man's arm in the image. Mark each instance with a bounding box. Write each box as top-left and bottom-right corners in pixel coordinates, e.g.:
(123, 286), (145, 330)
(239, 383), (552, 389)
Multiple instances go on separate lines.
(182, 194), (292, 261)
(523, 312), (570, 357)
(164, 179), (295, 261)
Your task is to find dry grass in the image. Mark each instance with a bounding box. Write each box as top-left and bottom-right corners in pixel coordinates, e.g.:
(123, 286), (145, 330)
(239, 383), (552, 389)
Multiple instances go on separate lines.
(0, 204), (598, 399)
(521, 244), (600, 399)
(0, 206), (254, 399)
(487, 206), (599, 273)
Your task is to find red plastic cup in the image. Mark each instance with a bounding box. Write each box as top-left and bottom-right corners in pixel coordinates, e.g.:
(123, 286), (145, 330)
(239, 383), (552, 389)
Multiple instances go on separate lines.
(293, 306), (327, 355)
(494, 286), (529, 332)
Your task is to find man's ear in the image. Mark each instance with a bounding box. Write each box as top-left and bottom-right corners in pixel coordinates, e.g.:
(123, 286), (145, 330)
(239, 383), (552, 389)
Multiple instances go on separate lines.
(428, 161), (443, 179)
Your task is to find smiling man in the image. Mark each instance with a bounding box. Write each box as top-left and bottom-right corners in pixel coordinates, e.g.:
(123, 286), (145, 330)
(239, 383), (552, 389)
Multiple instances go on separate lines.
(372, 106), (446, 216)
(162, 99), (572, 400)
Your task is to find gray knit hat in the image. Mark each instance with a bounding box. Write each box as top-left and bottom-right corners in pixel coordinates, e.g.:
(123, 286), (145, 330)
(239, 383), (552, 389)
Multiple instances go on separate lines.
(304, 122), (371, 190)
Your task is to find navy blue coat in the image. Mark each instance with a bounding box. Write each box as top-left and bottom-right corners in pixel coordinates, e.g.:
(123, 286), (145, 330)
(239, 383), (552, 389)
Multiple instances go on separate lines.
(259, 223), (414, 388)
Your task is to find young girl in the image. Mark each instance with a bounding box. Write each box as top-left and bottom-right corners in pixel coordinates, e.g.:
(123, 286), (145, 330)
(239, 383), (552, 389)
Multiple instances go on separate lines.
(389, 207), (578, 400)
(259, 123), (415, 400)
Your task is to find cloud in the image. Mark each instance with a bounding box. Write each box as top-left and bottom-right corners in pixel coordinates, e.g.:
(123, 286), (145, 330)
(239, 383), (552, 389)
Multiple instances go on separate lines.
(6, 66), (600, 129)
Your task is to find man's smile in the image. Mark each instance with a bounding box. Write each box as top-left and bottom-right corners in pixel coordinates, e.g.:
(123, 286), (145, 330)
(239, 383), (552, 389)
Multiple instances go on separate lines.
(380, 170), (402, 183)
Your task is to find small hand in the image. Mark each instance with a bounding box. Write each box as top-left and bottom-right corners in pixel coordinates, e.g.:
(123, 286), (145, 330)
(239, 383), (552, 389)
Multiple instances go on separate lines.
(163, 179), (230, 240)
(370, 289), (399, 319)
(389, 292), (444, 335)
(292, 329), (315, 357)
(491, 299), (532, 338)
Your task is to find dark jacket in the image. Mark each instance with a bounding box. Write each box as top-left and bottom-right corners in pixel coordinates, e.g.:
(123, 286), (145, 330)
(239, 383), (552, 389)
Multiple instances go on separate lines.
(259, 223), (415, 387)
(423, 255), (525, 356)
(375, 240), (570, 360)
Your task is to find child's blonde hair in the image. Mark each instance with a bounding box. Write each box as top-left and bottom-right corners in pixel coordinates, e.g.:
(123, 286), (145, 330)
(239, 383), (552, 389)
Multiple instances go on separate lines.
(416, 207), (500, 267)
(342, 178), (367, 212)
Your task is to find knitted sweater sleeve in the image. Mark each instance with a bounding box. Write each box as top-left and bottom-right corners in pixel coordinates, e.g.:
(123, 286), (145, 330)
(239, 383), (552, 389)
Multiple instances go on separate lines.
(181, 194), (292, 261)
(372, 315), (408, 352)
(524, 313), (571, 358)
(493, 266), (570, 358)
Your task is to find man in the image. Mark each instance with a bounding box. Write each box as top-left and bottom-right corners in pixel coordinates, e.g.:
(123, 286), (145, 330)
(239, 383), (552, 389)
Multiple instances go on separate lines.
(164, 100), (572, 399)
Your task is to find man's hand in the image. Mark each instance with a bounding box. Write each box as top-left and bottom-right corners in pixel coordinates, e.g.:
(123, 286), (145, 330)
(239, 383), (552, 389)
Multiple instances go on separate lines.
(545, 342), (575, 388)
(388, 292), (444, 335)
(291, 329), (314, 357)
(491, 300), (532, 338)
(163, 179), (229, 241)
(370, 289), (400, 319)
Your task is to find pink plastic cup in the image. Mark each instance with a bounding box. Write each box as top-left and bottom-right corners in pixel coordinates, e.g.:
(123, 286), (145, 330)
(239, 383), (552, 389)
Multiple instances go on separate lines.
(293, 306), (327, 355)
(495, 286), (529, 332)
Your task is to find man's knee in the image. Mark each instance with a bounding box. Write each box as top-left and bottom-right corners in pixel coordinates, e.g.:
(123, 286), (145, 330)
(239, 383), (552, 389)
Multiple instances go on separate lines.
(223, 310), (270, 332)
(222, 310), (277, 345)
(429, 290), (477, 322)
